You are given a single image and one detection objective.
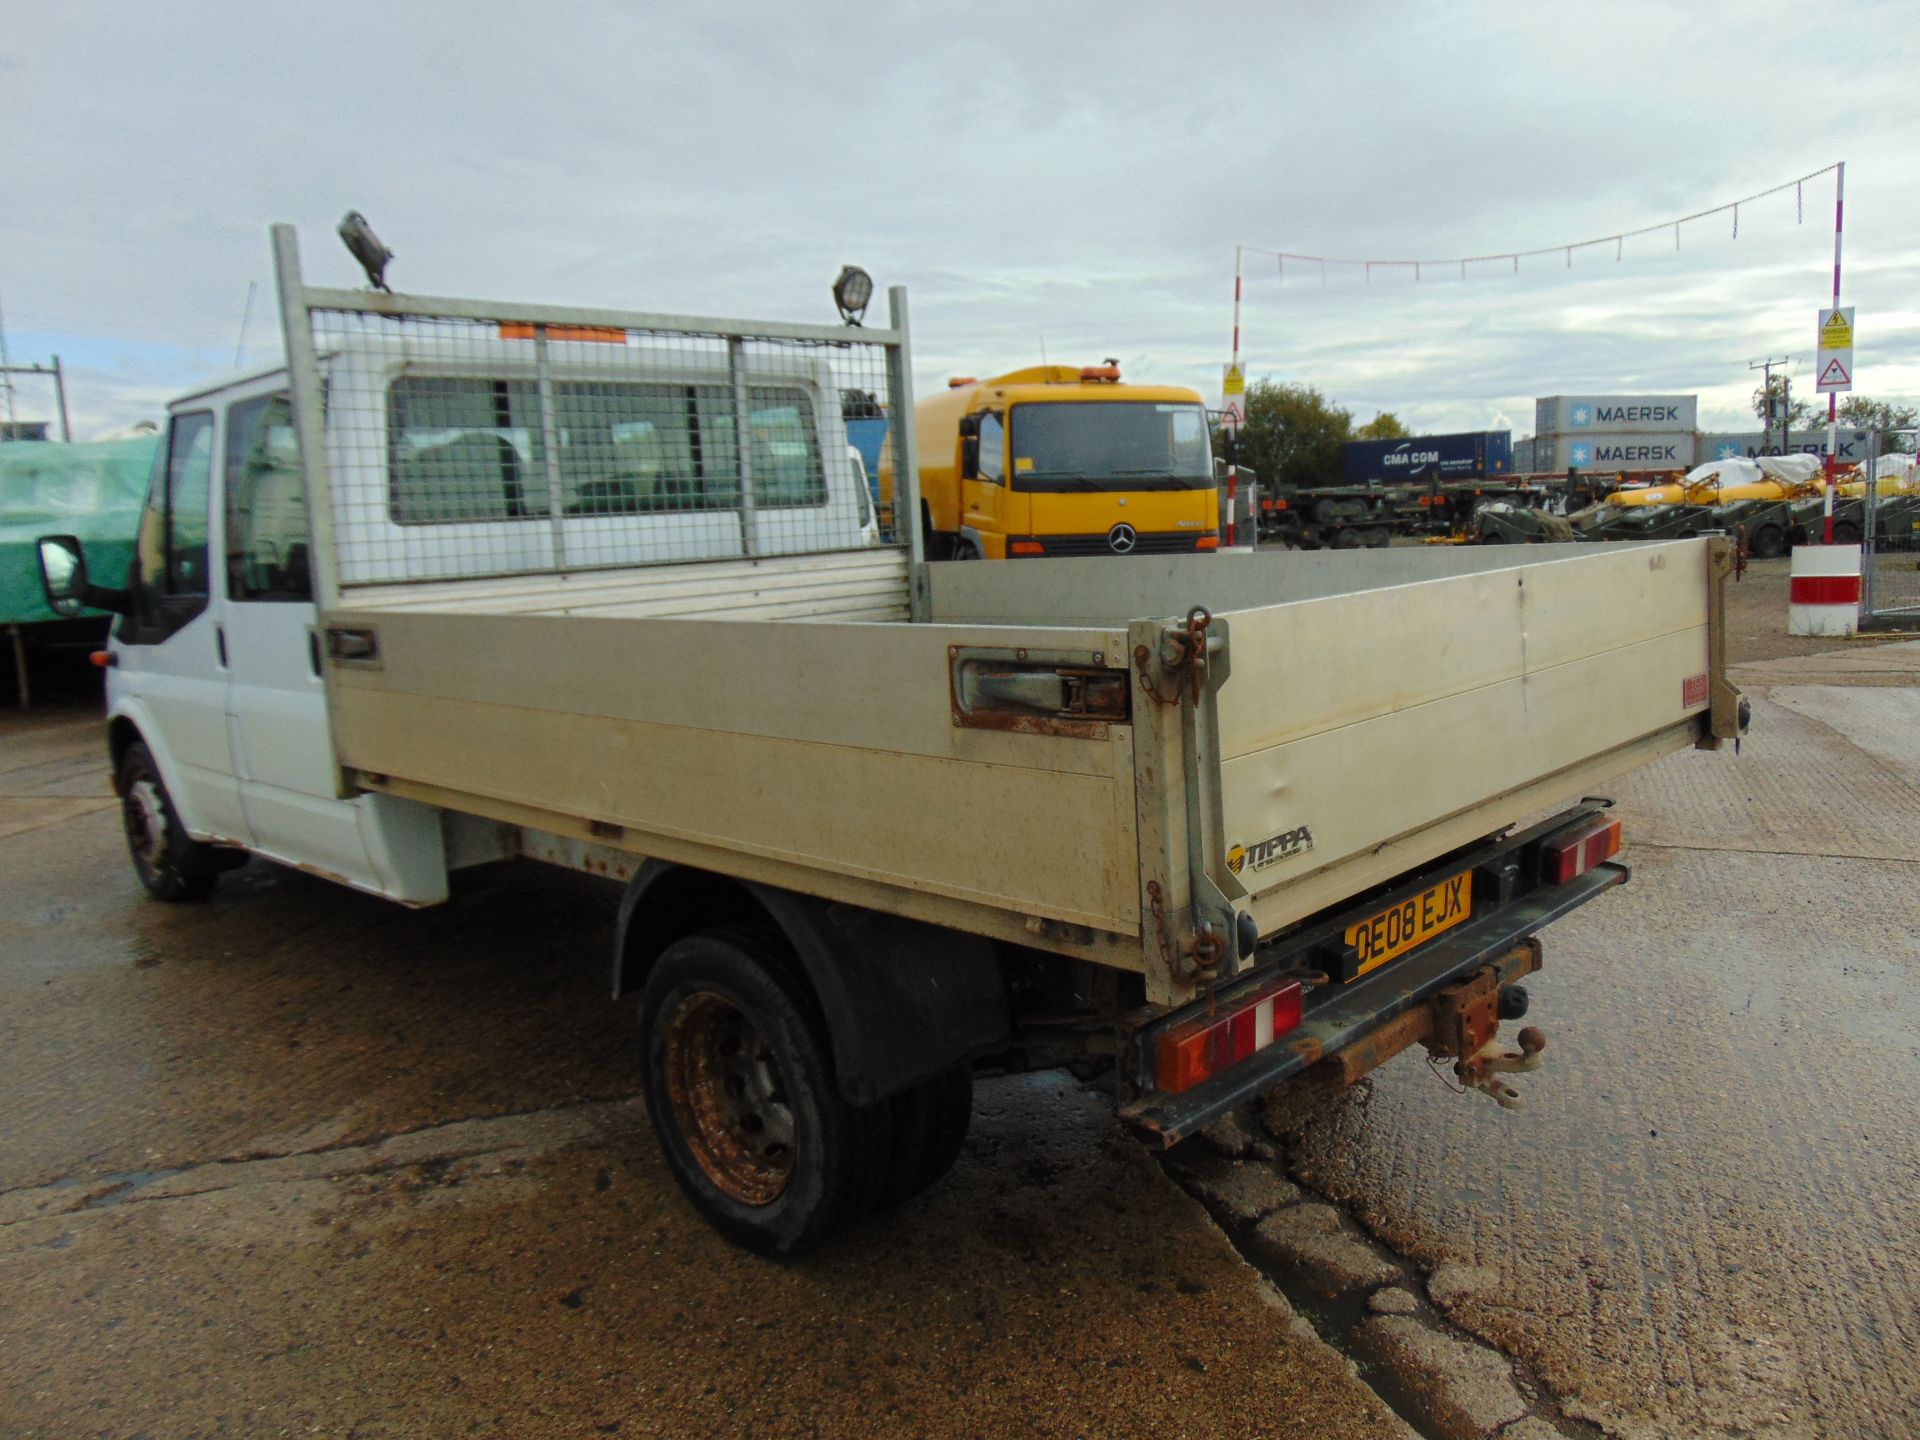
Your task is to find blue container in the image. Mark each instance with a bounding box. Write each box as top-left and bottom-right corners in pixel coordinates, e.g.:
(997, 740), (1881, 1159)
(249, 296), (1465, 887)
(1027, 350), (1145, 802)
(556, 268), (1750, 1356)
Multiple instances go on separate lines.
(845, 416), (889, 508)
(1340, 431), (1512, 485)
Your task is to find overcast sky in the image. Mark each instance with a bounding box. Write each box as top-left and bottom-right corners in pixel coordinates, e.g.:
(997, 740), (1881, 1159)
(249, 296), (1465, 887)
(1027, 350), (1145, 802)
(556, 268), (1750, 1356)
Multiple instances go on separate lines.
(3, 0), (1916, 440)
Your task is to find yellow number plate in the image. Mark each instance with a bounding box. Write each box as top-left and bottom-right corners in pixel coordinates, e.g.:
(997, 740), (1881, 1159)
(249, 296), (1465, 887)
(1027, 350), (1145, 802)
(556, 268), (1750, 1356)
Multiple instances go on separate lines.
(1344, 871), (1472, 980)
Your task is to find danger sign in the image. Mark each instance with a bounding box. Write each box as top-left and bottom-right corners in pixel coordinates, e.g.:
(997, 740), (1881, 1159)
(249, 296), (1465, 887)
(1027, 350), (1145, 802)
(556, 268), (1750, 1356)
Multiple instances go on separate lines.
(1221, 363), (1248, 429)
(1815, 306), (1854, 394)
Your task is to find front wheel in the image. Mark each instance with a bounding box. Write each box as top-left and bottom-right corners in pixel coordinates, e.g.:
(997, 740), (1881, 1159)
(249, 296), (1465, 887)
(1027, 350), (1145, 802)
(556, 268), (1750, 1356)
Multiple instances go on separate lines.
(1832, 520), (1861, 545)
(1750, 524), (1786, 560)
(640, 927), (892, 1256)
(949, 536), (983, 561)
(118, 741), (222, 902)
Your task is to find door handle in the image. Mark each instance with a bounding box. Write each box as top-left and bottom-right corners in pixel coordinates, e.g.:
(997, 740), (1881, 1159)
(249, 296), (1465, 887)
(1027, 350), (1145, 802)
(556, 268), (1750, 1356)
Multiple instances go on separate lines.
(215, 626), (228, 668)
(308, 630), (322, 677)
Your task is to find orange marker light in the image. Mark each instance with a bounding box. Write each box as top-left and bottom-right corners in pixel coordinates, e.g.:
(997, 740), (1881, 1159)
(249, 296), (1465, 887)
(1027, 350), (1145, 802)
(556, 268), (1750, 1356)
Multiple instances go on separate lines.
(498, 323), (627, 343)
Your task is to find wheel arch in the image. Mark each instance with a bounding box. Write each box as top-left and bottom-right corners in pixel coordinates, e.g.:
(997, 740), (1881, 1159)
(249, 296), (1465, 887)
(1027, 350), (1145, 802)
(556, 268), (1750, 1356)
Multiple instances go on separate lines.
(105, 704), (207, 834)
(614, 862), (1009, 1106)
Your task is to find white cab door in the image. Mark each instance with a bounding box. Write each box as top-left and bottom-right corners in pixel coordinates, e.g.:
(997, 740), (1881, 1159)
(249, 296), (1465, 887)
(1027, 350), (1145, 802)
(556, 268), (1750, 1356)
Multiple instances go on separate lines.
(113, 407), (253, 846)
(220, 386), (446, 901)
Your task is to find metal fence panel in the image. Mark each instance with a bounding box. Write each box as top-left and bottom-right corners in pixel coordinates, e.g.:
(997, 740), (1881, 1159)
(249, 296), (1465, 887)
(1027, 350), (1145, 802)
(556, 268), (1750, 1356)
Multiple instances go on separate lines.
(271, 225), (917, 610)
(1861, 428), (1920, 621)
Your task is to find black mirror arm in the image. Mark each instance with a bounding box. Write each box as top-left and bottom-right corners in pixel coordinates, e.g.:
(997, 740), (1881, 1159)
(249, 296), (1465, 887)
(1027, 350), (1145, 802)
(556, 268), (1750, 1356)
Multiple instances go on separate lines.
(80, 582), (133, 616)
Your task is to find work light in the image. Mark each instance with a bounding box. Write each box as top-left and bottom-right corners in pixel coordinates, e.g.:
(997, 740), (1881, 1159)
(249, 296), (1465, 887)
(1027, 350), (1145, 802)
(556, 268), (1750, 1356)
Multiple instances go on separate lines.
(833, 266), (874, 326)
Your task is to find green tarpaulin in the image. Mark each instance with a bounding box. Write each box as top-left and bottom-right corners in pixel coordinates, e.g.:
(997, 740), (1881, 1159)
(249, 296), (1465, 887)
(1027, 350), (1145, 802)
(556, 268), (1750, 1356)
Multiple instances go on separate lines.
(0, 436), (156, 624)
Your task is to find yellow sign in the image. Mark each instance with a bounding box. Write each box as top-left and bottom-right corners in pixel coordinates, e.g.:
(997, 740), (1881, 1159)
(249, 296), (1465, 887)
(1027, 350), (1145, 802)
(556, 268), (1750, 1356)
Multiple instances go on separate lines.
(1820, 308), (1853, 350)
(1222, 363), (1246, 397)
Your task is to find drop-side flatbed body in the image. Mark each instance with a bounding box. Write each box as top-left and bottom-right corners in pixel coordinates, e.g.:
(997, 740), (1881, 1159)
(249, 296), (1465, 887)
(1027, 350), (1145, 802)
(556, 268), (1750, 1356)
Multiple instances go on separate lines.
(37, 225), (1746, 1252)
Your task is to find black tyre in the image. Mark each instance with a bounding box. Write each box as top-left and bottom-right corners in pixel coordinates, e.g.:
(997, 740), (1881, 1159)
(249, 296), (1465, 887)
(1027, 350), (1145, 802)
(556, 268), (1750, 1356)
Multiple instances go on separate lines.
(1833, 520), (1861, 545)
(1750, 524), (1786, 560)
(1332, 527), (1364, 549)
(640, 927), (889, 1256)
(950, 537), (983, 561)
(873, 1062), (972, 1210)
(117, 741), (221, 902)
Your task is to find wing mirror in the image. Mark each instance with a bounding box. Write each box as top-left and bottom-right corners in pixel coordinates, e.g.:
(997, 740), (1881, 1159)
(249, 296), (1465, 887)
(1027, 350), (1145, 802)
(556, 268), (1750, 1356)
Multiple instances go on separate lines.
(37, 534), (130, 617)
(37, 535), (89, 617)
(957, 414), (980, 480)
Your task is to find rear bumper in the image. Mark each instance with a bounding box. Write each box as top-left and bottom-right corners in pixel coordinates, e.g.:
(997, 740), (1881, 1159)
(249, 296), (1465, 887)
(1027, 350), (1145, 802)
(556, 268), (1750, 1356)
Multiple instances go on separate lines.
(1118, 820), (1629, 1145)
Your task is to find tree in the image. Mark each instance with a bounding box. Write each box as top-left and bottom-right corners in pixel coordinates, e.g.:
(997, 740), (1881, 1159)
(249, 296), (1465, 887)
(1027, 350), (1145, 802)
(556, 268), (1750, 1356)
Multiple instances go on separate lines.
(1354, 411), (1409, 440)
(1751, 376), (1809, 432)
(1229, 380), (1352, 490)
(1837, 396), (1918, 453)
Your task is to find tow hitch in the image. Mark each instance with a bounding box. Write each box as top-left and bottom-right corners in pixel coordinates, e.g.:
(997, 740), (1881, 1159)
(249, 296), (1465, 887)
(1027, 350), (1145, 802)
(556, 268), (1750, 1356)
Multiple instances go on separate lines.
(1425, 957), (1547, 1110)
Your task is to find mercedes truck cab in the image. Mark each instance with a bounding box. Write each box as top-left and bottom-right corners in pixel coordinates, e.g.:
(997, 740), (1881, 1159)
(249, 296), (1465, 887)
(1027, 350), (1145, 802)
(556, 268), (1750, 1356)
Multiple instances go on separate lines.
(884, 363), (1219, 559)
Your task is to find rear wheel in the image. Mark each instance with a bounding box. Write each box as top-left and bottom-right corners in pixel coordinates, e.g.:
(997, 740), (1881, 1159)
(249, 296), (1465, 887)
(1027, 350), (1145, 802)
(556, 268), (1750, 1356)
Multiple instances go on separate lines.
(117, 741), (222, 902)
(1750, 524), (1786, 560)
(1833, 520), (1861, 545)
(640, 927), (890, 1256)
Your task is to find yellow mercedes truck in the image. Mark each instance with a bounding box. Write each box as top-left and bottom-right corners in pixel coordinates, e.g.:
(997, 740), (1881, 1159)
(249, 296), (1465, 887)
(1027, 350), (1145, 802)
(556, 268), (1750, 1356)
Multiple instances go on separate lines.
(883, 363), (1219, 559)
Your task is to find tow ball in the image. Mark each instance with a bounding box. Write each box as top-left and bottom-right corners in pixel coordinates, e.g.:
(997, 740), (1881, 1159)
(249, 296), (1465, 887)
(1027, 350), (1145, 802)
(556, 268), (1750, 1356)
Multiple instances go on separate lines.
(1424, 963), (1548, 1110)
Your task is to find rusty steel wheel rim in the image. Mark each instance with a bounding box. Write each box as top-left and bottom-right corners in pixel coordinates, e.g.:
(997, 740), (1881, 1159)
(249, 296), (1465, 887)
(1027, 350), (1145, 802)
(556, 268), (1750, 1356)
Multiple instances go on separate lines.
(662, 991), (796, 1206)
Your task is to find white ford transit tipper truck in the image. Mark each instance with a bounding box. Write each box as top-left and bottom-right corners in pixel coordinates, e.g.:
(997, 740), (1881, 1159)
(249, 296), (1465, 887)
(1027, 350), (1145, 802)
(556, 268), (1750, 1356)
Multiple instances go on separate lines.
(37, 225), (1748, 1254)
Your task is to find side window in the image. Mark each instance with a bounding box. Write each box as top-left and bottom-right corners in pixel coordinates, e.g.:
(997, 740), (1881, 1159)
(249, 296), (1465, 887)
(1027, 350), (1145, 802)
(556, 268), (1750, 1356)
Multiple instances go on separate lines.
(692, 386), (827, 509)
(225, 393), (312, 601)
(128, 411), (215, 640)
(165, 412), (214, 593)
(388, 378), (548, 524)
(977, 412), (1005, 483)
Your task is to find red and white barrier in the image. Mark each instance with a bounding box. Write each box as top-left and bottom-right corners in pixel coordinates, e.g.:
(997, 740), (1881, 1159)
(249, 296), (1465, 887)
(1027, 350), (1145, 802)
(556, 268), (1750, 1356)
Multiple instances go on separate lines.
(1787, 543), (1861, 636)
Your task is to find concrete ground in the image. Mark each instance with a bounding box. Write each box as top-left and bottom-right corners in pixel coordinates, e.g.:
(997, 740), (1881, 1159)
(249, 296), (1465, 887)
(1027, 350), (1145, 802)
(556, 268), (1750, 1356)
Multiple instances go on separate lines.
(1277, 643), (1920, 1439)
(0, 705), (1411, 1440)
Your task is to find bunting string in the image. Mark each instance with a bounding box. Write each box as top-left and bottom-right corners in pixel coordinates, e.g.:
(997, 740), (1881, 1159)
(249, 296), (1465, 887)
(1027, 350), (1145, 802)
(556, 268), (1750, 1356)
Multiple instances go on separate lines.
(1241, 163), (1839, 281)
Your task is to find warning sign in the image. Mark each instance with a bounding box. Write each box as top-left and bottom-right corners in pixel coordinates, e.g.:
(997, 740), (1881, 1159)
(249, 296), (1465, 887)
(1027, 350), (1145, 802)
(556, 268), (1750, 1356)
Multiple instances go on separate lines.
(1815, 306), (1854, 394)
(1221, 363), (1248, 429)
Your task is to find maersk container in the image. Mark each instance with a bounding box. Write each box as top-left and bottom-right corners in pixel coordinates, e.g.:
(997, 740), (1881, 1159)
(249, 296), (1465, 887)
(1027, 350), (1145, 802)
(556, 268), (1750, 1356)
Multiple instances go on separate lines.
(1540, 432), (1694, 473)
(1339, 430), (1512, 485)
(1535, 395), (1698, 436)
(1697, 428), (1873, 463)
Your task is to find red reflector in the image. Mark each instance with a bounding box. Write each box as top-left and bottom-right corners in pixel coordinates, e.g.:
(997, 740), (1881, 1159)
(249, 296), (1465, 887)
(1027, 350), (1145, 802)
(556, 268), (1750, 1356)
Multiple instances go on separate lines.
(1194, 535), (1220, 551)
(1009, 540), (1045, 556)
(1154, 977), (1303, 1095)
(1541, 816), (1622, 884)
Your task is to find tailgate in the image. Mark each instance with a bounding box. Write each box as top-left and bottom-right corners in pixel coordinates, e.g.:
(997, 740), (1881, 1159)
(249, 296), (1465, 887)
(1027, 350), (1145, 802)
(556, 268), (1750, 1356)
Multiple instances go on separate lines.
(1209, 540), (1727, 938)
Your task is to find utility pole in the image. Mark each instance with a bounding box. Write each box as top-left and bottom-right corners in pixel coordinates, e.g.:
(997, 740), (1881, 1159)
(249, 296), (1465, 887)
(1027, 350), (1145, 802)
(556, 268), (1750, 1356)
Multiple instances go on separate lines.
(1750, 355), (1790, 452)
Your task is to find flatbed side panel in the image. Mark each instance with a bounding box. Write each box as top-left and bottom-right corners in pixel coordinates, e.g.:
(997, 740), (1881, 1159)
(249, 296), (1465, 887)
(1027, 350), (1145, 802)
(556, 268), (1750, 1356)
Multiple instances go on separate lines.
(322, 611), (1142, 937)
(1214, 541), (1710, 757)
(926, 542), (1634, 629)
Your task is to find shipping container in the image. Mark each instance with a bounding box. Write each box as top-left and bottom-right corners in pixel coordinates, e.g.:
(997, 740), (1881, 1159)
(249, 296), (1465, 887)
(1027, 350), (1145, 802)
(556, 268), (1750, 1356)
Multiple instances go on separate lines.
(1697, 429), (1874, 464)
(1535, 395), (1698, 436)
(1538, 432), (1693, 473)
(1340, 431), (1512, 485)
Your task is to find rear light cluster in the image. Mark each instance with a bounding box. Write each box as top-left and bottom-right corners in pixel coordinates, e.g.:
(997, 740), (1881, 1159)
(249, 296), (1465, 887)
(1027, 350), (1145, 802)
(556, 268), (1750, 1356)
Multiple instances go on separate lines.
(1009, 540), (1046, 556)
(1540, 815), (1622, 884)
(1154, 975), (1303, 1095)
